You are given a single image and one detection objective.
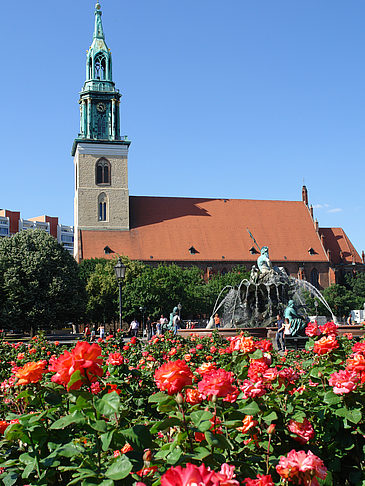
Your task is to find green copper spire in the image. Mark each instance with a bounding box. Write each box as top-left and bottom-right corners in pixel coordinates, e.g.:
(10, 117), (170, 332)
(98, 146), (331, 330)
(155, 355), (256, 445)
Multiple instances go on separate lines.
(94, 3), (105, 40)
(72, 0), (132, 153)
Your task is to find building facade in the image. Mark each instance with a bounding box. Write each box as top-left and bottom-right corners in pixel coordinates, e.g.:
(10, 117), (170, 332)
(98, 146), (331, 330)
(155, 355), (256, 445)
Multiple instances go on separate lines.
(73, 3), (364, 288)
(0, 210), (74, 255)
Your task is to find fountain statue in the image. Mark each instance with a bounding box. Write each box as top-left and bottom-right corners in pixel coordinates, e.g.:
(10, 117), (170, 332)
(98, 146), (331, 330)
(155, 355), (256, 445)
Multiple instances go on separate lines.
(284, 299), (307, 336)
(209, 231), (335, 329)
(166, 306), (178, 332)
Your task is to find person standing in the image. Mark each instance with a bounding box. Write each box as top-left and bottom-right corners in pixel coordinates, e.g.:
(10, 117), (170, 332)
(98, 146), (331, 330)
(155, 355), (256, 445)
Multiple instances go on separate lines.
(84, 325), (91, 340)
(98, 324), (105, 340)
(214, 313), (221, 329)
(275, 314), (285, 352)
(173, 312), (181, 336)
(90, 325), (96, 342)
(129, 318), (139, 337)
(146, 316), (153, 340)
(159, 315), (168, 334)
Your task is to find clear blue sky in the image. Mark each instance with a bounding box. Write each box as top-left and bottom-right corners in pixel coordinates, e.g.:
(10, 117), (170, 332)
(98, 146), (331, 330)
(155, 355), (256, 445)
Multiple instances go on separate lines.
(1, 0), (364, 254)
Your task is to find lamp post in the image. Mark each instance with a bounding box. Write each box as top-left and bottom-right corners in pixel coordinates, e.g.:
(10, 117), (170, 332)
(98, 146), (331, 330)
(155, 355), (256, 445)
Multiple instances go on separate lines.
(114, 258), (126, 332)
(177, 303), (182, 319)
(139, 305), (146, 337)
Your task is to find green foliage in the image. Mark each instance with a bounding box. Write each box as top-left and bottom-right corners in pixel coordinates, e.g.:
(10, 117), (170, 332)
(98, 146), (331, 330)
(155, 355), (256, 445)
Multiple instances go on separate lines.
(0, 230), (85, 331)
(305, 273), (365, 318)
(0, 330), (364, 484)
(82, 258), (250, 324)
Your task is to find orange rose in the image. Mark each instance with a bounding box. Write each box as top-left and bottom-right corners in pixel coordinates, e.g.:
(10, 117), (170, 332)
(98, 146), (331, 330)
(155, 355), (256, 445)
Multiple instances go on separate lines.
(347, 353), (365, 373)
(313, 335), (339, 355)
(228, 335), (256, 353)
(185, 388), (203, 405)
(154, 360), (193, 395)
(15, 360), (47, 385)
(237, 415), (258, 434)
(195, 362), (217, 375)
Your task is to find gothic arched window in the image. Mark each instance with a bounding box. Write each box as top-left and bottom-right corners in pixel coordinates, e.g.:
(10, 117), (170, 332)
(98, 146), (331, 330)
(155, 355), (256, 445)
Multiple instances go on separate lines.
(310, 268), (319, 289)
(94, 54), (106, 80)
(95, 158), (111, 185)
(98, 193), (108, 222)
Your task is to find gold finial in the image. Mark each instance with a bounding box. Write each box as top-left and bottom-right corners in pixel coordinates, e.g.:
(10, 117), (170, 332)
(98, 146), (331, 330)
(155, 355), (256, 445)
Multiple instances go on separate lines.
(95, 2), (101, 10)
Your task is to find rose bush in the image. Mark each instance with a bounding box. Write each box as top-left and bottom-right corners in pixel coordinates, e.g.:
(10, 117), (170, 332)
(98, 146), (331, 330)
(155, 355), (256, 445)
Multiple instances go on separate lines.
(0, 323), (363, 485)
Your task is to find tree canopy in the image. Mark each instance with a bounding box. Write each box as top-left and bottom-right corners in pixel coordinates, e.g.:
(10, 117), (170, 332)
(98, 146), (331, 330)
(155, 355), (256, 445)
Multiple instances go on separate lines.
(0, 230), (85, 331)
(81, 258), (250, 325)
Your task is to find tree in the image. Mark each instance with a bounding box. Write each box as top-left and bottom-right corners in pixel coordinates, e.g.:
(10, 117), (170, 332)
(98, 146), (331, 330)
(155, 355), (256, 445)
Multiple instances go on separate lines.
(0, 230), (85, 332)
(81, 258), (251, 324)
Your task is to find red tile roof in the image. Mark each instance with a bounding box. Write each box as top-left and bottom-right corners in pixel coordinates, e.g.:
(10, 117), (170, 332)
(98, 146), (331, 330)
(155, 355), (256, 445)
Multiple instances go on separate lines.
(80, 196), (331, 263)
(319, 227), (362, 265)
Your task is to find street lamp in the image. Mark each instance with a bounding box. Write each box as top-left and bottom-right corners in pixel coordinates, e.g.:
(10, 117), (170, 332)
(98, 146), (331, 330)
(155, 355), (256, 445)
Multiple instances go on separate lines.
(177, 303), (182, 319)
(139, 305), (146, 337)
(114, 258), (126, 332)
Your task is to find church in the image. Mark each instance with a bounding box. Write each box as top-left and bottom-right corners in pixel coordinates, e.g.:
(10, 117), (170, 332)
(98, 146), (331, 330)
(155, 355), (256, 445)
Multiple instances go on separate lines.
(72, 3), (364, 290)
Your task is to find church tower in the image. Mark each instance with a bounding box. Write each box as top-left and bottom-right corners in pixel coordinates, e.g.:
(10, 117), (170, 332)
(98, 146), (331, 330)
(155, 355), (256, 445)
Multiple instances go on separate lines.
(72, 2), (130, 260)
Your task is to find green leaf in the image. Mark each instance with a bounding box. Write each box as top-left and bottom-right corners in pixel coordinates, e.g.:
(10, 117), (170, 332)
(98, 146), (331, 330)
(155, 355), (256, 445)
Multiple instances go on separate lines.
(262, 411), (278, 424)
(50, 411), (86, 429)
(91, 420), (108, 433)
(121, 425), (153, 451)
(150, 417), (181, 434)
(305, 338), (315, 351)
(191, 446), (211, 460)
(19, 452), (36, 465)
(346, 408), (362, 424)
(101, 430), (115, 451)
(239, 401), (260, 415)
(21, 462), (36, 479)
(323, 391), (341, 406)
(204, 431), (232, 450)
(190, 411), (214, 432)
(249, 349), (263, 359)
(148, 391), (170, 403)
(166, 447), (182, 464)
(57, 444), (84, 458)
(67, 370), (84, 390)
(2, 471), (18, 486)
(105, 455), (133, 480)
(94, 391), (121, 417)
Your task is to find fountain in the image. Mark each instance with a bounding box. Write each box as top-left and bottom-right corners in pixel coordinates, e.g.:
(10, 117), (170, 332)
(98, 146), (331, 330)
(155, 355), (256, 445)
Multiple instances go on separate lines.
(208, 241), (335, 334)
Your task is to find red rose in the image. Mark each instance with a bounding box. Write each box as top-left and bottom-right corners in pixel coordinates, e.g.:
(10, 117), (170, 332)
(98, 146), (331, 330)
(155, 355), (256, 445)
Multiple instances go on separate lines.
(287, 418), (315, 444)
(106, 352), (124, 365)
(243, 474), (274, 485)
(154, 360), (193, 395)
(319, 321), (338, 336)
(198, 368), (236, 400)
(305, 322), (320, 337)
(161, 463), (239, 486)
(276, 449), (327, 484)
(49, 341), (103, 390)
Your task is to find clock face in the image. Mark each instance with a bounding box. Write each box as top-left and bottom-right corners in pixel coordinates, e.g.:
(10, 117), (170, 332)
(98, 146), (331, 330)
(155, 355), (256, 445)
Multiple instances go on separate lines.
(96, 102), (106, 113)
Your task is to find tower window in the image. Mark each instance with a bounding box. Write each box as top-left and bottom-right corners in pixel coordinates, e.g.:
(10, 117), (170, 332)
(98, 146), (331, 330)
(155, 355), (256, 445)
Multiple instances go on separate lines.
(95, 158), (111, 185)
(97, 114), (107, 139)
(98, 193), (108, 221)
(94, 54), (106, 80)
